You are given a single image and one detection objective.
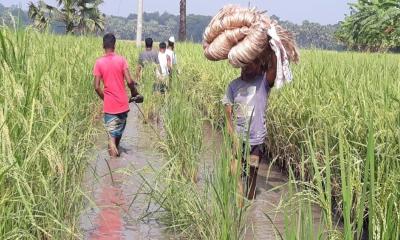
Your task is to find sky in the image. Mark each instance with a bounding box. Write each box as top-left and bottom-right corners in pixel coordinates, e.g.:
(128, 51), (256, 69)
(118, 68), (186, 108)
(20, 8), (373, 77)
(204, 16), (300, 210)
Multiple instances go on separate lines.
(2, 0), (356, 25)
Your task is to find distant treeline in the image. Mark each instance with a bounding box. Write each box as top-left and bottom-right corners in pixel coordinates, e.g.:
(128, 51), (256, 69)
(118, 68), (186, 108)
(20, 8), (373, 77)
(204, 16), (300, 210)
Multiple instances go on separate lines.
(0, 3), (344, 50)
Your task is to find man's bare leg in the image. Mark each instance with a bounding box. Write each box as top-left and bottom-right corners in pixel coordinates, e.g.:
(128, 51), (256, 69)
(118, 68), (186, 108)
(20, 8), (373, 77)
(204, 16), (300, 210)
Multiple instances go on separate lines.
(108, 137), (119, 158)
(247, 155), (260, 200)
(115, 137), (122, 156)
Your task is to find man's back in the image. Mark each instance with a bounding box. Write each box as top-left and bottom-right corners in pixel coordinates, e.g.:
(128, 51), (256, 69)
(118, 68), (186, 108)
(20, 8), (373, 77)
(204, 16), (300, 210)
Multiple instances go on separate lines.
(158, 52), (169, 76)
(94, 52), (129, 114)
(139, 50), (159, 66)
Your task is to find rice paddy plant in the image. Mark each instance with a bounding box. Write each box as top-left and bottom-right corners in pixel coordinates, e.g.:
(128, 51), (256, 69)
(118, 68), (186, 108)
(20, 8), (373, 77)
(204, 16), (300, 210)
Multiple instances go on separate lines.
(161, 73), (203, 182)
(1, 27), (398, 239)
(207, 127), (248, 239)
(0, 28), (101, 238)
(137, 63), (247, 239)
(138, 63), (164, 122)
(173, 45), (400, 239)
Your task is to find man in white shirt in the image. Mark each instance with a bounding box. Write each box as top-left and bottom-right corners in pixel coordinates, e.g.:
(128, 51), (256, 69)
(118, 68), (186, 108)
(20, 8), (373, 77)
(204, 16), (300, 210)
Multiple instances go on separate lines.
(155, 42), (171, 93)
(158, 42), (171, 77)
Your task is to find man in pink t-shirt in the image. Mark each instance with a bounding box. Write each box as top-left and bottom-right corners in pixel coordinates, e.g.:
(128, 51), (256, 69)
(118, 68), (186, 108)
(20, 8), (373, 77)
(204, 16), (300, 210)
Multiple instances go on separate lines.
(93, 33), (141, 157)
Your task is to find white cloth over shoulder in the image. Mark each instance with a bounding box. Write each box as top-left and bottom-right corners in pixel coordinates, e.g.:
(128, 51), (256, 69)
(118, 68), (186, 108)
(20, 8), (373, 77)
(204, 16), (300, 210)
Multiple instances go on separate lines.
(267, 23), (293, 89)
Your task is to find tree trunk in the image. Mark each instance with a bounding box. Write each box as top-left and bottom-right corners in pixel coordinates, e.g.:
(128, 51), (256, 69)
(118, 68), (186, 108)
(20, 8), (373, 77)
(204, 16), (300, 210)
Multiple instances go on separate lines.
(136, 0), (143, 48)
(179, 0), (186, 41)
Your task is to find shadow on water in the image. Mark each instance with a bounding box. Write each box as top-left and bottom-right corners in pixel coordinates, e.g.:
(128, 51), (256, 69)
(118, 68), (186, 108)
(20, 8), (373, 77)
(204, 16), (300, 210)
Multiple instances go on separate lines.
(80, 107), (172, 240)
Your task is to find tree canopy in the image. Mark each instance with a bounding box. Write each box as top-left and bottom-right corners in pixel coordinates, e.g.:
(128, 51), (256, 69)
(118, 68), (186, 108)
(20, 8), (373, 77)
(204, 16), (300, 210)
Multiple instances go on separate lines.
(0, 3), (344, 50)
(336, 0), (400, 51)
(28, 0), (105, 34)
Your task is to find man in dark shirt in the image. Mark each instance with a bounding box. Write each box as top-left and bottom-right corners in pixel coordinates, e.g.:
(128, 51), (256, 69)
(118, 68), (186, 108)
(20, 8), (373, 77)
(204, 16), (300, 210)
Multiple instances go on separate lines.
(136, 38), (159, 81)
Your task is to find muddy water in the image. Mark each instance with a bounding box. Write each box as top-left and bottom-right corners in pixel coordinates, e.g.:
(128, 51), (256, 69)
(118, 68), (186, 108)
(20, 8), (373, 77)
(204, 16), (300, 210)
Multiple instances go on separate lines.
(80, 109), (321, 240)
(80, 108), (171, 240)
(243, 163), (323, 240)
(200, 124), (323, 240)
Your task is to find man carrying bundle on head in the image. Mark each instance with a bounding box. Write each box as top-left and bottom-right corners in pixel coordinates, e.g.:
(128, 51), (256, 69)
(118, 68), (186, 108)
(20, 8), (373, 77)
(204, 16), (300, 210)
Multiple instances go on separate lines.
(222, 56), (276, 200)
(203, 5), (299, 200)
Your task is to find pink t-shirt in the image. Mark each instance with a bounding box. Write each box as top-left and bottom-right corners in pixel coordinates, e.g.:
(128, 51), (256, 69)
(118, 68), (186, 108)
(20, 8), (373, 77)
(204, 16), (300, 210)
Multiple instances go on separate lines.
(93, 52), (130, 114)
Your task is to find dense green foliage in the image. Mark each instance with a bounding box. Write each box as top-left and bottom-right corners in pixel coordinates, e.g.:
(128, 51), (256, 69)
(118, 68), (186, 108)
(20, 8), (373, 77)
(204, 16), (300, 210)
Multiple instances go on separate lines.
(172, 43), (400, 239)
(137, 42), (399, 239)
(336, 0), (400, 51)
(0, 28), (100, 239)
(28, 0), (105, 34)
(1, 25), (399, 239)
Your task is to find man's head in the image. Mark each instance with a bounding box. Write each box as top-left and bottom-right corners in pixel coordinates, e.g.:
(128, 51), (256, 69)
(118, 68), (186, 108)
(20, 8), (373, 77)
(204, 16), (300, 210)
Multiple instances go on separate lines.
(241, 59), (262, 81)
(159, 42), (167, 53)
(103, 33), (116, 50)
(145, 38), (153, 49)
(168, 36), (175, 49)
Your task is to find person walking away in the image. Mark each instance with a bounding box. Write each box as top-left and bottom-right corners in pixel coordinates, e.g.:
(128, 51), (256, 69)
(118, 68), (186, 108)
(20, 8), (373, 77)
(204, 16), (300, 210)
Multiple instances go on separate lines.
(222, 55), (277, 200)
(166, 36), (177, 71)
(93, 33), (140, 158)
(156, 42), (171, 93)
(136, 37), (160, 81)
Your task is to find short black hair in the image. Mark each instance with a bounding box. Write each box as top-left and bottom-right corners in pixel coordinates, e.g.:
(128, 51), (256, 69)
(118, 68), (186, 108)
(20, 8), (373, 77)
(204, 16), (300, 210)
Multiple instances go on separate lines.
(145, 38), (153, 48)
(103, 33), (116, 49)
(159, 42), (166, 49)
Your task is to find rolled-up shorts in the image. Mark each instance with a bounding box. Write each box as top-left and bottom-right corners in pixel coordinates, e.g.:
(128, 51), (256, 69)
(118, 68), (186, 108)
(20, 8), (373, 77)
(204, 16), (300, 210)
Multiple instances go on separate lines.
(104, 112), (128, 138)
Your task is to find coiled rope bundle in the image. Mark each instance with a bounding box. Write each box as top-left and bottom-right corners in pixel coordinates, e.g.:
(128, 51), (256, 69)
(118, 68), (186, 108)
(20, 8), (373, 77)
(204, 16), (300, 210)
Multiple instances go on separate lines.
(203, 5), (299, 68)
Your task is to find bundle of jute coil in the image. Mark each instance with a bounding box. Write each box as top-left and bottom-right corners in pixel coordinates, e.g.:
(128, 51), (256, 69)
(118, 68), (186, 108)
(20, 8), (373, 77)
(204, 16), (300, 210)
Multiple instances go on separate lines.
(203, 5), (299, 68)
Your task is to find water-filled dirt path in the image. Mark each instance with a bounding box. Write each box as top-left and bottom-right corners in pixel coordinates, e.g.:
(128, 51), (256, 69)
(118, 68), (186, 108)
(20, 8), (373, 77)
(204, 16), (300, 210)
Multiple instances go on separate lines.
(80, 108), (321, 240)
(80, 107), (171, 240)
(201, 125), (323, 240)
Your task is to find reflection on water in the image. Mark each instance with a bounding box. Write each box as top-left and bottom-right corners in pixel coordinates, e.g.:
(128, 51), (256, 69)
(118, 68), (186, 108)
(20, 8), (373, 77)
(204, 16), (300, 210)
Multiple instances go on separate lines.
(80, 108), (170, 240)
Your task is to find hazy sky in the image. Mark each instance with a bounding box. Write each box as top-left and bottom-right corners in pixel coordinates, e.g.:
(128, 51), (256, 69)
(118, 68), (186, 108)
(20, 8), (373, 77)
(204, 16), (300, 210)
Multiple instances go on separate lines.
(2, 0), (355, 25)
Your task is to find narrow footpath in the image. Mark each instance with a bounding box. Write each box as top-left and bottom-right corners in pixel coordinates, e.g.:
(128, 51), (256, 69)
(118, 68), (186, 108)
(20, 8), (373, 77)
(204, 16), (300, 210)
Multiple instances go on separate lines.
(80, 107), (170, 240)
(80, 108), (321, 240)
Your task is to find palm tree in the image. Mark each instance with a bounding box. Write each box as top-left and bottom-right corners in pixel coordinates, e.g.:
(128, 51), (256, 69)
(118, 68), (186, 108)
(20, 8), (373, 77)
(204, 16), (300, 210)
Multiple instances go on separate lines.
(28, 0), (105, 34)
(178, 0), (186, 41)
(136, 0), (143, 48)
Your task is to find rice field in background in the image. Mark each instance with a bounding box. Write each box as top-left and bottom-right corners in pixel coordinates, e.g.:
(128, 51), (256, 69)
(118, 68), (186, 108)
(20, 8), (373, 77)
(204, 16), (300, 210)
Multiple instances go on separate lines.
(176, 43), (400, 239)
(0, 28), (399, 239)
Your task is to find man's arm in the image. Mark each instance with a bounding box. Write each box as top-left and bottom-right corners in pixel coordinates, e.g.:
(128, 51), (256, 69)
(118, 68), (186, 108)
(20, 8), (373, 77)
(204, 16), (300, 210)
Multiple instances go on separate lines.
(93, 76), (104, 100)
(135, 65), (142, 82)
(124, 68), (139, 97)
(225, 104), (235, 137)
(225, 104), (239, 153)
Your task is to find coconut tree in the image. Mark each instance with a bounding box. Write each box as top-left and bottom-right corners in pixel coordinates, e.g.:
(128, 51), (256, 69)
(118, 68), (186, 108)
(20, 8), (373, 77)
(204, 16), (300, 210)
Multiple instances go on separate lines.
(179, 0), (186, 41)
(28, 0), (105, 34)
